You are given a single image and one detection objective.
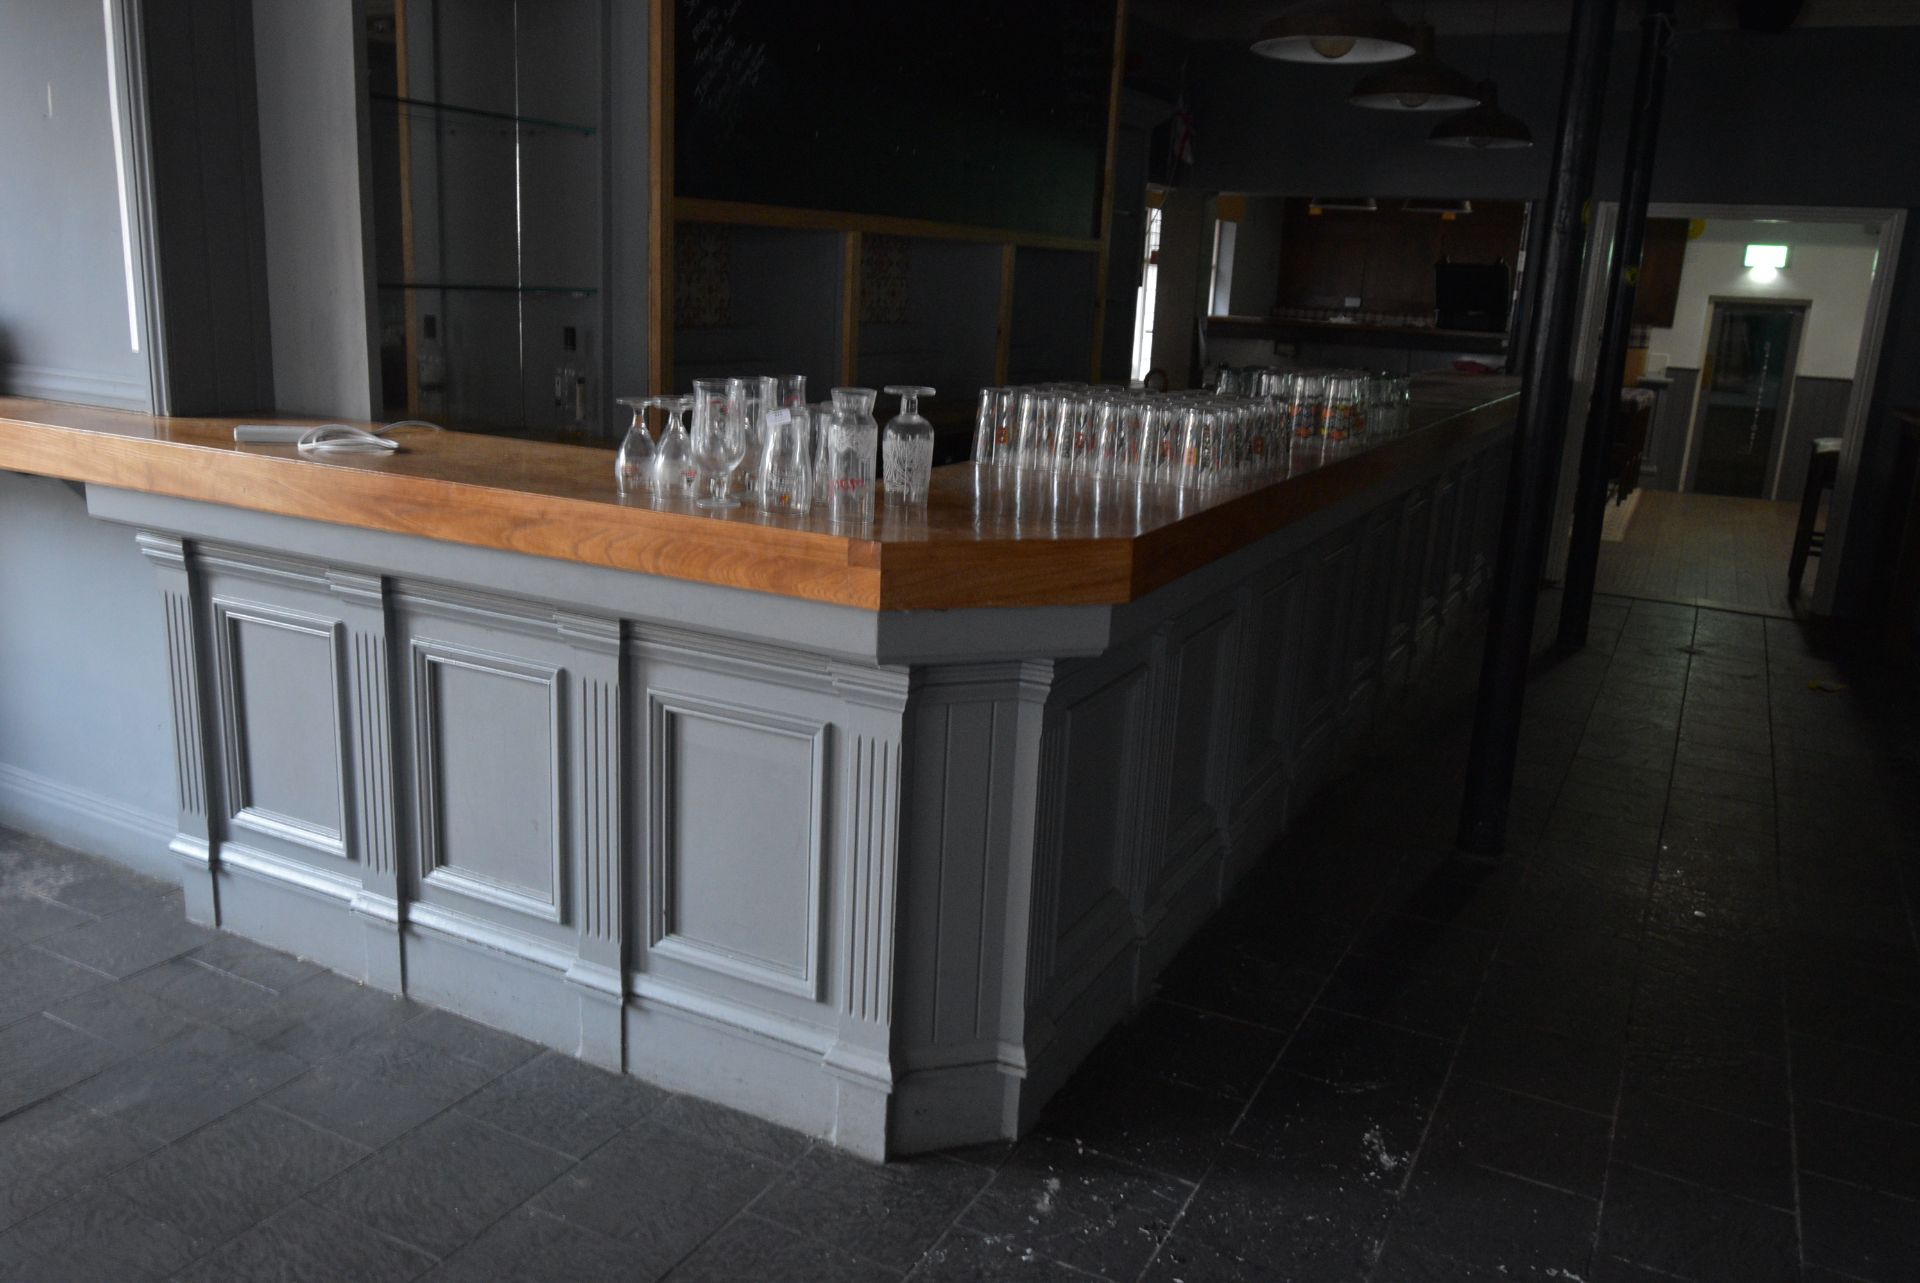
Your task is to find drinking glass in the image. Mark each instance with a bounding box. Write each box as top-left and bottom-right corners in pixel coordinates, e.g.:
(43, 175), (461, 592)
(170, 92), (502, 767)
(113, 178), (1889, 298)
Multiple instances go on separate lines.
(972, 387), (1009, 466)
(755, 402), (813, 514)
(691, 378), (748, 509)
(825, 387), (879, 525)
(649, 395), (698, 499)
(613, 396), (655, 495)
(881, 385), (936, 504)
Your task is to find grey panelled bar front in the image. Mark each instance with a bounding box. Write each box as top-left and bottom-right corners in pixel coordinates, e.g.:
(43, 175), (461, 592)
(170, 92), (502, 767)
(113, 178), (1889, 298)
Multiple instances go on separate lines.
(30, 409), (1510, 1160)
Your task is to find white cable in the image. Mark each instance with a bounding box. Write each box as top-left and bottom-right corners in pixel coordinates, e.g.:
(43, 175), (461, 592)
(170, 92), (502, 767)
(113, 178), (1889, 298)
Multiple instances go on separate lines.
(233, 420), (444, 455)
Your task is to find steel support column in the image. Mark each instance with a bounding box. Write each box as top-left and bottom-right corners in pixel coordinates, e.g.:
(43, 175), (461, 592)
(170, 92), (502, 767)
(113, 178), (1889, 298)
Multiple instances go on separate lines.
(1459, 0), (1621, 856)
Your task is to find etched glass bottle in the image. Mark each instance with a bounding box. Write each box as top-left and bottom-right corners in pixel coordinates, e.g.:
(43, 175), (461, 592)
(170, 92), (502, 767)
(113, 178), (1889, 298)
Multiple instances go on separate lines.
(825, 387), (879, 525)
(881, 386), (936, 504)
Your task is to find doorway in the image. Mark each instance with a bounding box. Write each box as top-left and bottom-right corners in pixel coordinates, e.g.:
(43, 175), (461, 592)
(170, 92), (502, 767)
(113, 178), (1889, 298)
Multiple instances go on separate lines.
(1682, 298), (1807, 499)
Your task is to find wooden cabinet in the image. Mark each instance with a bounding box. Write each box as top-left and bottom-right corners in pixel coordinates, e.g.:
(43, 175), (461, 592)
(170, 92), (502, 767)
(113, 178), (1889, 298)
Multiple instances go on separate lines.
(1633, 218), (1689, 328)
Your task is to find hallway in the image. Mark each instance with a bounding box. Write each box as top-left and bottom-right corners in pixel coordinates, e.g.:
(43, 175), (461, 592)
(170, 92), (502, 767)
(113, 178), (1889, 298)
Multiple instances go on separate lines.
(1595, 489), (1805, 618)
(1, 597), (1916, 1281)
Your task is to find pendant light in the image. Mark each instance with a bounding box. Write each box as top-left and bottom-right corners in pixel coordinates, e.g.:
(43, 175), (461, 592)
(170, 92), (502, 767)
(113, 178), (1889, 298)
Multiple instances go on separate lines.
(1252, 1), (1417, 65)
(1429, 83), (1534, 147)
(1428, 0), (1532, 148)
(1348, 23), (1483, 110)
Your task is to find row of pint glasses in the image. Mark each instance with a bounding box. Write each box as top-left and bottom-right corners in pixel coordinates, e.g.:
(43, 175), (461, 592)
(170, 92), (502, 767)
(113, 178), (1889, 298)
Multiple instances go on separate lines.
(969, 371), (1411, 490)
(615, 379), (936, 522)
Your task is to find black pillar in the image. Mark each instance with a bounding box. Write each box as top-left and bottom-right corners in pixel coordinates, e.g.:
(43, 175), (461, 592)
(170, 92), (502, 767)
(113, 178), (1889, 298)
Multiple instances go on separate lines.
(1559, 0), (1678, 649)
(1458, 0), (1621, 856)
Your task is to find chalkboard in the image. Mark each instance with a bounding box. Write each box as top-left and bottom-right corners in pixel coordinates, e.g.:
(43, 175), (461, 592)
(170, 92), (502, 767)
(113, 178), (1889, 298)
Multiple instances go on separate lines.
(676, 0), (1116, 242)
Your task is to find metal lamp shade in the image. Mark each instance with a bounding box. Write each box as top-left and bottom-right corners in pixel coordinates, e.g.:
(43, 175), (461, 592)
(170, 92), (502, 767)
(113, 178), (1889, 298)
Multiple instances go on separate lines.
(1429, 83), (1534, 148)
(1348, 25), (1482, 110)
(1252, 0), (1418, 65)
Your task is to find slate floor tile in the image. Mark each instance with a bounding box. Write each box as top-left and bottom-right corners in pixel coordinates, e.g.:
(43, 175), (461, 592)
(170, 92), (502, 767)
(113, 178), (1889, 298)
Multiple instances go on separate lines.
(110, 1101), (366, 1252)
(1317, 954), (1481, 1039)
(112, 953), (289, 1032)
(1799, 1171), (1920, 1283)
(266, 1024), (501, 1148)
(958, 1135), (1189, 1282)
(33, 893), (213, 978)
(667, 1214), (899, 1282)
(311, 1110), (572, 1259)
(1153, 937), (1329, 1031)
(2, 1186), (200, 1283)
(1369, 1235), (1516, 1282)
(912, 1228), (1092, 1282)
(0, 892), (91, 950)
(185, 931), (325, 994)
(1232, 1068), (1428, 1190)
(1084, 1000), (1289, 1101)
(422, 1205), (663, 1283)
(0, 944), (110, 1027)
(1392, 1159), (1598, 1280)
(1173, 1139), (1392, 1282)
(42, 972), (206, 1053)
(1419, 1078), (1610, 1198)
(1791, 1033), (1920, 1125)
(0, 1096), (158, 1232)
(1596, 1162), (1797, 1283)
(0, 835), (168, 917)
(65, 1023), (307, 1142)
(755, 1146), (988, 1271)
(394, 1008), (542, 1075)
(1613, 1086), (1794, 1208)
(241, 969), (423, 1065)
(175, 1198), (436, 1283)
(1036, 1061), (1241, 1183)
(456, 1049), (667, 1158)
(0, 1012), (126, 1118)
(532, 1113), (785, 1273)
(1795, 1098), (1920, 1201)
(1451, 1017), (1624, 1116)
(649, 1092), (813, 1166)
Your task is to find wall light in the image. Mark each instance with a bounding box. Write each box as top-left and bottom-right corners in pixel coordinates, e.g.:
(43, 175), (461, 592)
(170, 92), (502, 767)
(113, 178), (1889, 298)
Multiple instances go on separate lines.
(1745, 243), (1790, 270)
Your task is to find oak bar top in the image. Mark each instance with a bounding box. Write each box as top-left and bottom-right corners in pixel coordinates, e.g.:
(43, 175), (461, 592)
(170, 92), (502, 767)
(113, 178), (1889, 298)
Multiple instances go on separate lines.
(0, 375), (1517, 612)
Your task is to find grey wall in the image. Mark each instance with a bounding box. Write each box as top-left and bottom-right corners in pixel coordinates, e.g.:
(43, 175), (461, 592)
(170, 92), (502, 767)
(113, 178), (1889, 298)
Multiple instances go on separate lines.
(0, 0), (152, 411)
(1777, 376), (1854, 504)
(1641, 369), (1699, 494)
(0, 474), (175, 874)
(252, 0), (378, 419)
(859, 240), (1003, 398)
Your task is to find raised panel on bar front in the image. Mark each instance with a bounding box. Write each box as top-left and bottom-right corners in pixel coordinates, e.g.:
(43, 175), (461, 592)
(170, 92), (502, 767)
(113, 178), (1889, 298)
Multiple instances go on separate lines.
(1051, 667), (1146, 937)
(648, 692), (827, 999)
(413, 641), (564, 922)
(212, 600), (347, 857)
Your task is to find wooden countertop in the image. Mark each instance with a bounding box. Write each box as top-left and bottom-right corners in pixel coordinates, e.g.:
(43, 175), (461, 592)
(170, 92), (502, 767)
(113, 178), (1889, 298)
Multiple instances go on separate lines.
(0, 375), (1517, 611)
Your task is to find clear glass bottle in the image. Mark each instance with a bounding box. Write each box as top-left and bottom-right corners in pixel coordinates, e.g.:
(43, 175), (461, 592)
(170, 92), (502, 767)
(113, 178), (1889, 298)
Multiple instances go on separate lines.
(755, 403), (813, 514)
(881, 385), (936, 503)
(825, 387), (879, 525)
(614, 396), (655, 495)
(649, 395), (698, 500)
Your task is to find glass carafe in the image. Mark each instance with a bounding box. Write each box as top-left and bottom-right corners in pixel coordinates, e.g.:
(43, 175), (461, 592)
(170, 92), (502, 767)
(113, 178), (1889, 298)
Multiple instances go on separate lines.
(825, 387), (879, 525)
(614, 396), (655, 495)
(881, 385), (936, 504)
(649, 395), (698, 500)
(756, 403), (813, 514)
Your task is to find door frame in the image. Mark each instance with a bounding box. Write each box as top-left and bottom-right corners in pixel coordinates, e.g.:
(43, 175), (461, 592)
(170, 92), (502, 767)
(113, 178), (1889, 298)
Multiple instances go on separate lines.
(1547, 202), (1905, 618)
(1676, 296), (1809, 497)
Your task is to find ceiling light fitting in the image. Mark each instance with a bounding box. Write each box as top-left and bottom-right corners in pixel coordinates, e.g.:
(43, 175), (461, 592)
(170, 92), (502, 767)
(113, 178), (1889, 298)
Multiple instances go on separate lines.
(1252, 0), (1417, 65)
(1428, 82), (1533, 149)
(1348, 24), (1482, 110)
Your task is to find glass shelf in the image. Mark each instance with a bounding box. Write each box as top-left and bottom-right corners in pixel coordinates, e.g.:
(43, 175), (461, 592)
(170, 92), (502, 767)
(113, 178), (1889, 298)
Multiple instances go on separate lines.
(369, 93), (597, 137)
(378, 282), (599, 297)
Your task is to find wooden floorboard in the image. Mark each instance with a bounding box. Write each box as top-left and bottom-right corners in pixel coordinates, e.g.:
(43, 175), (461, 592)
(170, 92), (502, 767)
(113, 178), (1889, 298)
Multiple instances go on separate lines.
(1594, 490), (1805, 618)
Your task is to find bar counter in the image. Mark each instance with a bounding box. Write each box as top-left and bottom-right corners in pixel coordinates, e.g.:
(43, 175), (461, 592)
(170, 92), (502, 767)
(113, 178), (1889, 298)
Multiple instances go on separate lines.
(0, 376), (1516, 1158)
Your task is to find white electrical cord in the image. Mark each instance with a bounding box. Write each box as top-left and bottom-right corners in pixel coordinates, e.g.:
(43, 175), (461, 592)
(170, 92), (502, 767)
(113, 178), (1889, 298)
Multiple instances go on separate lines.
(232, 420), (444, 455)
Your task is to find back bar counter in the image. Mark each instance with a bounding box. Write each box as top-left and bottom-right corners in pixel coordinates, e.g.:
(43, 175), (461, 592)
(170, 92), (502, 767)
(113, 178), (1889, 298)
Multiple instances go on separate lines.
(0, 375), (1515, 1159)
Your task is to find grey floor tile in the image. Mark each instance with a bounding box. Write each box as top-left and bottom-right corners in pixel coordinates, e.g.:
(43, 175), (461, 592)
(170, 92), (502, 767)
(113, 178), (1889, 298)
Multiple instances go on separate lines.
(42, 973), (208, 1053)
(958, 1135), (1189, 1282)
(64, 1023), (307, 1142)
(456, 1049), (665, 1158)
(185, 932), (325, 994)
(1419, 1077), (1610, 1199)
(1392, 1160), (1598, 1281)
(0, 836), (168, 917)
(1613, 1086), (1794, 1209)
(1174, 1140), (1390, 1281)
(0, 944), (110, 1027)
(266, 1024), (502, 1148)
(0, 1013), (126, 1118)
(33, 893), (213, 978)
(1083, 1000), (1290, 1102)
(1795, 1098), (1920, 1201)
(241, 969), (423, 1064)
(0, 1096), (158, 1232)
(1452, 1017), (1625, 1116)
(1035, 1060), (1241, 1183)
(310, 1110), (572, 1259)
(755, 1146), (988, 1272)
(532, 1113), (786, 1275)
(174, 1198), (436, 1283)
(650, 1092), (813, 1166)
(110, 1101), (366, 1252)
(396, 1008), (543, 1075)
(111, 953), (290, 1032)
(3, 1186), (200, 1283)
(1800, 1171), (1920, 1283)
(423, 1205), (666, 1283)
(912, 1227), (1092, 1281)
(1596, 1162), (1796, 1283)
(0, 892), (91, 950)
(667, 1214), (899, 1282)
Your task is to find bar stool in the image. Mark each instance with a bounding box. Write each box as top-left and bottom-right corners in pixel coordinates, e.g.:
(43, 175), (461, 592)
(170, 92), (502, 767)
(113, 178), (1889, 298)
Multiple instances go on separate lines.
(1788, 437), (1842, 600)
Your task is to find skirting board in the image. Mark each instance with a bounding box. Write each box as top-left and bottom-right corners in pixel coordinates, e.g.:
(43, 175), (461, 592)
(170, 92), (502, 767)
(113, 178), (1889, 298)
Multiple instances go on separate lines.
(0, 762), (176, 881)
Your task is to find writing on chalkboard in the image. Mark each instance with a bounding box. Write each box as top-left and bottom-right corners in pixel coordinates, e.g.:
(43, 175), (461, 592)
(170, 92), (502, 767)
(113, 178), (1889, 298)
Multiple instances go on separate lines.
(685, 0), (767, 138)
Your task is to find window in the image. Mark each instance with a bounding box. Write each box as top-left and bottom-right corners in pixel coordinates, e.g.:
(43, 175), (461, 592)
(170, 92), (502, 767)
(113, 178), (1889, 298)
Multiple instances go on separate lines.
(1131, 205), (1163, 384)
